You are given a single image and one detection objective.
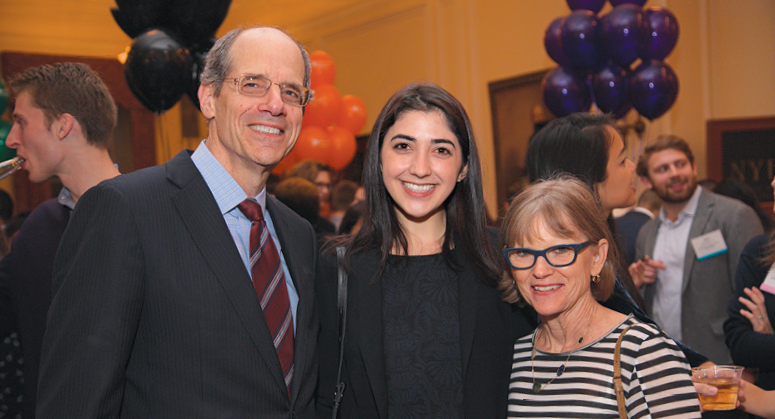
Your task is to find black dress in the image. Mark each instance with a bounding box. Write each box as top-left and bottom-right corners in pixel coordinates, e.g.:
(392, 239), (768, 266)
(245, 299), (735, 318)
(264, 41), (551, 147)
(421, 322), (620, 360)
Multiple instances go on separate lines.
(382, 254), (463, 419)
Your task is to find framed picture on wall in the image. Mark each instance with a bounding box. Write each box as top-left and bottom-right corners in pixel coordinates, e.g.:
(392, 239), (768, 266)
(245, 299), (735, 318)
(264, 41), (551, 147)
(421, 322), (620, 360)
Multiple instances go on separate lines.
(488, 69), (551, 214)
(707, 116), (775, 207)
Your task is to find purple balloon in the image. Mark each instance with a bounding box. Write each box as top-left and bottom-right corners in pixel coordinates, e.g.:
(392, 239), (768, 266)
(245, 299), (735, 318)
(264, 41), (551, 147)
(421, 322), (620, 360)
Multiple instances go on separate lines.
(612, 101), (633, 119)
(609, 0), (647, 6)
(566, 0), (606, 13)
(641, 7), (679, 60)
(629, 60), (679, 120)
(561, 10), (604, 71)
(603, 5), (649, 67)
(544, 17), (570, 67)
(592, 63), (630, 114)
(542, 67), (592, 117)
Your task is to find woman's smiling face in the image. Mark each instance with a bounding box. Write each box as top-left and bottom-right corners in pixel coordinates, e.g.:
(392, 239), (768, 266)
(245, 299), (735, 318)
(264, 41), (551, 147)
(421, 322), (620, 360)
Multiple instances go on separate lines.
(380, 110), (467, 225)
(510, 218), (606, 319)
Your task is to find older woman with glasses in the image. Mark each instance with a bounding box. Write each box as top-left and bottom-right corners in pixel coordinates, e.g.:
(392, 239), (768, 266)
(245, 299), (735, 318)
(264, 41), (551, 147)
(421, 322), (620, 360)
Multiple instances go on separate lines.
(500, 176), (701, 418)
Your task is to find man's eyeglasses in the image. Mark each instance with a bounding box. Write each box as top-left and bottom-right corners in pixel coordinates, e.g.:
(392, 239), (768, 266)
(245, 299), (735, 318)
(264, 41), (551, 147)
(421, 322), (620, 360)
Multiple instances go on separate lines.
(223, 75), (312, 107)
(502, 241), (594, 270)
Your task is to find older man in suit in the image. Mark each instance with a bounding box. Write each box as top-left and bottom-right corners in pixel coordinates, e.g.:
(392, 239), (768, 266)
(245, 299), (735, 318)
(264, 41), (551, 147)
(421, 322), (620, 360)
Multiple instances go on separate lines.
(37, 26), (318, 418)
(630, 135), (763, 364)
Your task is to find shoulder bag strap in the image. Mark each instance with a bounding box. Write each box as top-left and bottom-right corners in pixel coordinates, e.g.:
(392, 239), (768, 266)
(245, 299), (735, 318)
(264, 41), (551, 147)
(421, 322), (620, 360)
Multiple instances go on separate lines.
(614, 324), (633, 419)
(332, 246), (347, 419)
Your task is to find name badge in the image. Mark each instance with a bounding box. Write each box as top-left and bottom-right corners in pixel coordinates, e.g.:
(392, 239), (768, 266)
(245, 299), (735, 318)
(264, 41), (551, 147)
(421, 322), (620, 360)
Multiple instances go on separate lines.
(690, 229), (728, 261)
(762, 264), (775, 295)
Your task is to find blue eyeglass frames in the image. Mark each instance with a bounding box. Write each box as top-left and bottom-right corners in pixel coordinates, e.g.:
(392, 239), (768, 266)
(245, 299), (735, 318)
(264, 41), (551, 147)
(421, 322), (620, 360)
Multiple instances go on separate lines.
(502, 241), (595, 270)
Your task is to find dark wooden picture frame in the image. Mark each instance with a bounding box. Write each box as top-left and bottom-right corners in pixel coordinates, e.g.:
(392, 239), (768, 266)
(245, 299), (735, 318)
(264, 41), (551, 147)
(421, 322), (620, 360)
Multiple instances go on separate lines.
(488, 69), (551, 213)
(707, 116), (775, 207)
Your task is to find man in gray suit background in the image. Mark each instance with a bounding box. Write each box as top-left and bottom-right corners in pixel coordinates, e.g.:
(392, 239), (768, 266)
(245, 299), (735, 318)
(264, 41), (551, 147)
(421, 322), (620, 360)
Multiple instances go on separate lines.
(37, 26), (318, 418)
(630, 135), (762, 364)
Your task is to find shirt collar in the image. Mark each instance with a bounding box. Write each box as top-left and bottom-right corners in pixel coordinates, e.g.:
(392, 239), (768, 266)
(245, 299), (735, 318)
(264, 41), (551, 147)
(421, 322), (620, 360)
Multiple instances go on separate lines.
(191, 140), (266, 214)
(57, 187), (76, 210)
(658, 185), (703, 223)
(632, 206), (655, 219)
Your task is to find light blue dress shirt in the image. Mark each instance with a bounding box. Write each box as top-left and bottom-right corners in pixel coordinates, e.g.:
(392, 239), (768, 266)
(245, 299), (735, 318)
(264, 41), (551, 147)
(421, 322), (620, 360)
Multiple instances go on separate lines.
(190, 140), (299, 331)
(652, 186), (703, 341)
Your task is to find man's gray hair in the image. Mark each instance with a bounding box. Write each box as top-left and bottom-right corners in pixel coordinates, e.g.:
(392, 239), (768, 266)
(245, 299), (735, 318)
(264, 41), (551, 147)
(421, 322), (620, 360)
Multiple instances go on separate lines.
(200, 25), (311, 97)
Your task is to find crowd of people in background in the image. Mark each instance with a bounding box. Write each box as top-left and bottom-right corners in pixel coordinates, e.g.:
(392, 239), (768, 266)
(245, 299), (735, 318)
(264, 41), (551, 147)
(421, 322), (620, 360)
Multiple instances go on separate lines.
(1, 24), (774, 419)
(271, 159), (366, 244)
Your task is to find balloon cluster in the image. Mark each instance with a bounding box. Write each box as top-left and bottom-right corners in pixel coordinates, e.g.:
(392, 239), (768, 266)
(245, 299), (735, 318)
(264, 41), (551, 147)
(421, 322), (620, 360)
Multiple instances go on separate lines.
(0, 78), (17, 161)
(112, 0), (231, 113)
(542, 0), (679, 120)
(273, 51), (368, 174)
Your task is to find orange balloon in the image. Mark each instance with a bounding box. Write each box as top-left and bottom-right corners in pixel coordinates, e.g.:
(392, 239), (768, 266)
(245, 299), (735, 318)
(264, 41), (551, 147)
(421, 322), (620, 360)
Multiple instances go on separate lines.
(309, 51), (336, 89)
(293, 126), (332, 161)
(303, 84), (343, 128)
(325, 126), (358, 171)
(336, 95), (368, 134)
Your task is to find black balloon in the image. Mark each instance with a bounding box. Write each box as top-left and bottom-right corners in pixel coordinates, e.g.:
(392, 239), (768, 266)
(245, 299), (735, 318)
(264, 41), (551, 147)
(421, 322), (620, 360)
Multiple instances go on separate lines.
(125, 29), (192, 113)
(169, 0), (231, 44)
(603, 5), (649, 68)
(542, 67), (591, 117)
(629, 60), (679, 120)
(592, 63), (630, 115)
(561, 10), (603, 72)
(544, 17), (570, 67)
(111, 0), (170, 39)
(185, 38), (216, 110)
(641, 7), (679, 60)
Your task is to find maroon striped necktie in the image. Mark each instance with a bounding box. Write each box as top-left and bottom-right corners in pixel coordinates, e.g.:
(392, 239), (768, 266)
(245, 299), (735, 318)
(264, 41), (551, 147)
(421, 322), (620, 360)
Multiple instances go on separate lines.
(238, 199), (294, 392)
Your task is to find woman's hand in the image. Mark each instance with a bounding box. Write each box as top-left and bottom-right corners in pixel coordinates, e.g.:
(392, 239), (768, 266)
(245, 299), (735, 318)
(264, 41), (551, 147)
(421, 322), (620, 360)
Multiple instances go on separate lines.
(738, 379), (775, 419)
(738, 287), (773, 334)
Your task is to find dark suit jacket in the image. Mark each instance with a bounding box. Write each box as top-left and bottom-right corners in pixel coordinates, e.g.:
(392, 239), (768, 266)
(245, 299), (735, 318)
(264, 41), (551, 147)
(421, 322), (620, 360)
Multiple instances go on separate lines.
(635, 188), (763, 364)
(0, 199), (70, 419)
(37, 151), (318, 419)
(614, 209), (652, 266)
(316, 246), (535, 419)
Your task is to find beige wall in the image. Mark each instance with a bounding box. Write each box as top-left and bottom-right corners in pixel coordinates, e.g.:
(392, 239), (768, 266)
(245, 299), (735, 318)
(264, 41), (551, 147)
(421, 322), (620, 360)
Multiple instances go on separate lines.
(1, 0), (773, 217)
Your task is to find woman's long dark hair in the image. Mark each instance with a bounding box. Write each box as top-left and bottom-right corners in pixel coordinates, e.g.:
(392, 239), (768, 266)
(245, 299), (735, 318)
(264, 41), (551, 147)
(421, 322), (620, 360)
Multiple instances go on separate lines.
(525, 113), (646, 309)
(339, 83), (500, 285)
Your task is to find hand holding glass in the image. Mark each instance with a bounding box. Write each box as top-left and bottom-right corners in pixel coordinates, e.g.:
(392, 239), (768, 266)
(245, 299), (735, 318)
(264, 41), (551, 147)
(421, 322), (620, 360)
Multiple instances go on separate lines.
(691, 365), (744, 411)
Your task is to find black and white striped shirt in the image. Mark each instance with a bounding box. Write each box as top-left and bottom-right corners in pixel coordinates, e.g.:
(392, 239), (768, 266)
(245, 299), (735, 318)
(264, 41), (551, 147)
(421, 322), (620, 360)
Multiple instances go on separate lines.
(508, 315), (701, 418)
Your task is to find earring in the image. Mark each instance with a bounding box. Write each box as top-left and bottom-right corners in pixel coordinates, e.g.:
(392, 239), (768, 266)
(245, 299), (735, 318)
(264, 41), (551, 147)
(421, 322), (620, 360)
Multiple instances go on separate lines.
(591, 275), (601, 284)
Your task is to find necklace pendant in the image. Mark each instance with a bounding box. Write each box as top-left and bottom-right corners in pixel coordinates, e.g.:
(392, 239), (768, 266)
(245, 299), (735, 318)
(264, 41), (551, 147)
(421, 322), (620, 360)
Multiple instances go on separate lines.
(533, 382), (542, 393)
(557, 365), (565, 376)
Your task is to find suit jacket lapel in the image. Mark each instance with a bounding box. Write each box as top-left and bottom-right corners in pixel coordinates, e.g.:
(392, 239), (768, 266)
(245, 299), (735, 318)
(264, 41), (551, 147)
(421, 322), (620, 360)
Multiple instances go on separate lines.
(349, 248), (480, 417)
(351, 251), (389, 419)
(682, 190), (713, 293)
(453, 247), (478, 380)
(167, 151), (287, 391)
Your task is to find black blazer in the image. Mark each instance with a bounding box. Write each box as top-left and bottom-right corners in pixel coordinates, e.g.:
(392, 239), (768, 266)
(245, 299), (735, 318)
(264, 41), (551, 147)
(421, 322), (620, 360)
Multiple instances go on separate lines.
(0, 199), (70, 418)
(38, 150), (318, 419)
(316, 246), (535, 419)
(614, 210), (652, 266)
